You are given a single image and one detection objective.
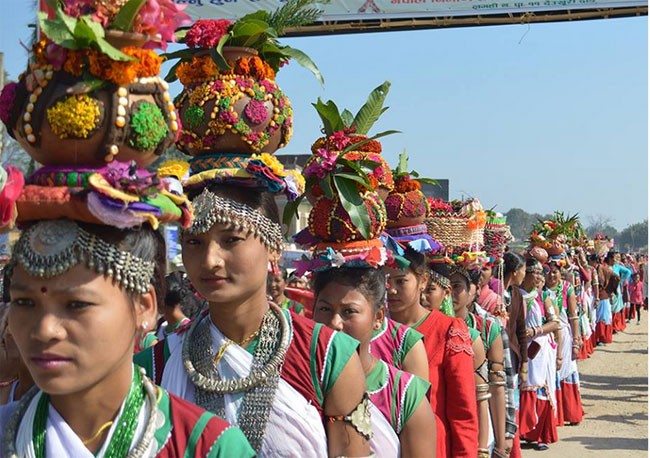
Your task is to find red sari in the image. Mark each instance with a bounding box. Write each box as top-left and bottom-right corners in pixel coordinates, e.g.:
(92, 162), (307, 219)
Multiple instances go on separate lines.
(416, 310), (478, 458)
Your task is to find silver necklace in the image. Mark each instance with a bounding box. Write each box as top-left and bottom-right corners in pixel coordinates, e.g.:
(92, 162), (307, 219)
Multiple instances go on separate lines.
(182, 304), (291, 452)
(2, 367), (159, 458)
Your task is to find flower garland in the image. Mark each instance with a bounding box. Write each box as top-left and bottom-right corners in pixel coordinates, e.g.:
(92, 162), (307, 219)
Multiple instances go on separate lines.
(176, 55), (276, 87)
(33, 39), (163, 86)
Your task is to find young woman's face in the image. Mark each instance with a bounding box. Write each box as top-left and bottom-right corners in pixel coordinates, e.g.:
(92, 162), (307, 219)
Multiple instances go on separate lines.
(267, 273), (286, 301)
(479, 267), (492, 288)
(546, 265), (562, 287)
(8, 264), (154, 396)
(384, 267), (425, 316)
(313, 281), (383, 346)
(182, 223), (270, 306)
(511, 265), (526, 286)
(450, 272), (476, 314)
(423, 281), (448, 311)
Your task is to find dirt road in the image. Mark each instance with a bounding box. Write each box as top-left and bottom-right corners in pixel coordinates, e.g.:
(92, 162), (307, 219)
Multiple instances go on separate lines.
(522, 313), (648, 457)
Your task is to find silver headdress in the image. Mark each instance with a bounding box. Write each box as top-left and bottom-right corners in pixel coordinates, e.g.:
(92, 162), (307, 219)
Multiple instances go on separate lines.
(8, 219), (155, 294)
(429, 269), (451, 289)
(188, 188), (283, 254)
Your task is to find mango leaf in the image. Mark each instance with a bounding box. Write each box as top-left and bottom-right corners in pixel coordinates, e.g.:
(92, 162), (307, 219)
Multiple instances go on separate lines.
(82, 16), (106, 39)
(417, 178), (439, 186)
(334, 176), (371, 239)
(160, 48), (198, 61)
(282, 195), (304, 235)
(341, 109), (354, 128)
(340, 129), (400, 155)
(55, 5), (79, 35)
(210, 46), (231, 72)
(320, 176), (334, 199)
(96, 37), (135, 61)
(163, 60), (182, 83)
(282, 46), (324, 85)
(335, 172), (371, 189)
(74, 18), (100, 49)
(312, 99), (344, 137)
(38, 12), (75, 46)
(352, 81), (391, 136)
(111, 0), (147, 31)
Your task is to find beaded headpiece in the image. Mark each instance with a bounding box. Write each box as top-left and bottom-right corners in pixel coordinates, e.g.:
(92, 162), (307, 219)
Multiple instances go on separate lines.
(188, 188), (283, 254)
(429, 269), (451, 289)
(8, 219), (155, 294)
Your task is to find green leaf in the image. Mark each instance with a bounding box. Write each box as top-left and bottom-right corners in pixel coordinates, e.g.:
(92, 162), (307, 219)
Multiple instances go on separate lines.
(312, 99), (344, 137)
(160, 48), (198, 61)
(352, 81), (391, 135)
(282, 195), (304, 235)
(38, 12), (75, 46)
(55, 5), (79, 35)
(396, 150), (409, 176)
(66, 75), (106, 94)
(209, 47), (232, 72)
(95, 37), (135, 61)
(81, 16), (106, 38)
(111, 0), (147, 31)
(320, 177), (335, 199)
(282, 46), (324, 85)
(334, 176), (371, 239)
(164, 60), (182, 83)
(340, 129), (400, 155)
(341, 109), (354, 128)
(335, 172), (371, 188)
(417, 178), (440, 186)
(74, 18), (100, 48)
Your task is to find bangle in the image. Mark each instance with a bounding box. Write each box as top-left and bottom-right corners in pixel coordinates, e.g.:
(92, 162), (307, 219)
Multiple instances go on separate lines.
(0, 378), (17, 388)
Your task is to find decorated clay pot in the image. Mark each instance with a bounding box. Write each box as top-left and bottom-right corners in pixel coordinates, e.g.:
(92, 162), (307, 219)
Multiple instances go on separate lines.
(385, 189), (428, 228)
(4, 40), (178, 168)
(307, 192), (387, 243)
(174, 47), (292, 157)
(528, 246), (549, 264)
(546, 240), (565, 256)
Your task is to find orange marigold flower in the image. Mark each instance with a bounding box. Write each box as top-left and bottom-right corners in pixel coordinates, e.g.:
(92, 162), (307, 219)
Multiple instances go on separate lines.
(63, 50), (84, 77)
(234, 57), (250, 75)
(32, 39), (49, 66)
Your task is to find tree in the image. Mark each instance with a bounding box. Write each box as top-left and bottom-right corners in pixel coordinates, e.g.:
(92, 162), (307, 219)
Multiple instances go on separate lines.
(618, 220), (648, 252)
(585, 214), (619, 239)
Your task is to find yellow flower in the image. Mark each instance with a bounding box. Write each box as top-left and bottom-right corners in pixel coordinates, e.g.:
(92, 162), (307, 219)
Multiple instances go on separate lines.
(287, 169), (305, 194)
(158, 160), (190, 180)
(252, 153), (287, 177)
(46, 94), (100, 139)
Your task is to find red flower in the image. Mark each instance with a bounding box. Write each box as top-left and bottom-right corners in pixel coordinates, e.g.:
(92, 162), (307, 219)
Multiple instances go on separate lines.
(185, 19), (232, 49)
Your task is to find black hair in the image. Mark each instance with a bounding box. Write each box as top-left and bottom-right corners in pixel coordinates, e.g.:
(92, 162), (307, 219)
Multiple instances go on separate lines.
(605, 250), (617, 262)
(186, 182), (280, 225)
(525, 257), (540, 270)
(164, 270), (203, 315)
(429, 262), (451, 281)
(313, 267), (386, 311)
(503, 252), (525, 276)
(587, 254), (599, 263)
(403, 248), (428, 279)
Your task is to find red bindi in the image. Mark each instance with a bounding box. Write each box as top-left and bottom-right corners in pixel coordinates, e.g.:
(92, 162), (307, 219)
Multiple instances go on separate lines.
(40, 286), (47, 293)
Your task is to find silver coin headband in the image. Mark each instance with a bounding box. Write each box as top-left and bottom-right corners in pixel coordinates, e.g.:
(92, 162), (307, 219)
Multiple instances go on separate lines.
(188, 188), (283, 254)
(429, 269), (451, 289)
(8, 219), (155, 294)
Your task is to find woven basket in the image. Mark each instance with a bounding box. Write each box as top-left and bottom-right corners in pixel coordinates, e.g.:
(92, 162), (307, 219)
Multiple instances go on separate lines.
(484, 223), (514, 259)
(425, 213), (484, 249)
(594, 240), (610, 256)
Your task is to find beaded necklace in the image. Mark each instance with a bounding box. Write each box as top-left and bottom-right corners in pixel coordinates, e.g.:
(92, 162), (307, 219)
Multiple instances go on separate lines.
(31, 368), (145, 458)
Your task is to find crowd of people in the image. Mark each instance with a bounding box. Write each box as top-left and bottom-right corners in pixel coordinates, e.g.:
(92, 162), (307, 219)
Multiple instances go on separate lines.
(0, 1), (646, 457)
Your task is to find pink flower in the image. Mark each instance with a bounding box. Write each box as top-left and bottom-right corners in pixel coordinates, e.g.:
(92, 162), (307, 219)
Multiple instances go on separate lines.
(235, 77), (253, 90)
(136, 0), (192, 50)
(219, 111), (238, 125)
(260, 80), (276, 94)
(330, 130), (351, 150)
(185, 19), (232, 49)
(244, 100), (268, 125)
(45, 42), (67, 70)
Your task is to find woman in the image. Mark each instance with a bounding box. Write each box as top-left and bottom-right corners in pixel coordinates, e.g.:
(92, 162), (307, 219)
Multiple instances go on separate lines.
(267, 267), (305, 316)
(385, 249), (478, 458)
(543, 260), (584, 426)
(425, 262), (491, 456)
(155, 271), (195, 340)
(449, 264), (508, 458)
(518, 258), (561, 451)
(137, 184), (371, 457)
(313, 266), (437, 457)
(0, 220), (255, 457)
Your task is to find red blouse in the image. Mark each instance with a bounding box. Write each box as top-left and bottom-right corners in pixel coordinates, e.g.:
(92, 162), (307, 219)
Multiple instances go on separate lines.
(416, 310), (478, 458)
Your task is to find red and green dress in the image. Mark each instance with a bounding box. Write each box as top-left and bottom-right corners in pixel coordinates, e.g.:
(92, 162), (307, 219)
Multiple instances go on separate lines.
(0, 369), (255, 457)
(370, 317), (424, 369)
(367, 359), (431, 456)
(135, 309), (359, 457)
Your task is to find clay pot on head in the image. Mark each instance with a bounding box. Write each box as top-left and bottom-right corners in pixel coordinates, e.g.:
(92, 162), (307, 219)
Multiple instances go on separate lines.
(5, 40), (178, 168)
(175, 47), (292, 157)
(385, 189), (428, 228)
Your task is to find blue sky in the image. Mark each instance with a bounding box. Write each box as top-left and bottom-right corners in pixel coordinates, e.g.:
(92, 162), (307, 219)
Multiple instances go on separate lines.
(1, 8), (647, 230)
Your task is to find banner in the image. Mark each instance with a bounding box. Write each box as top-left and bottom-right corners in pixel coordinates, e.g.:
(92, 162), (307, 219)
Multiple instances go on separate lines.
(175, 0), (647, 23)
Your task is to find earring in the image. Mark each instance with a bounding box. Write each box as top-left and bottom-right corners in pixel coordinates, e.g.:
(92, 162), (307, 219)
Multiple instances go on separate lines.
(141, 321), (148, 331)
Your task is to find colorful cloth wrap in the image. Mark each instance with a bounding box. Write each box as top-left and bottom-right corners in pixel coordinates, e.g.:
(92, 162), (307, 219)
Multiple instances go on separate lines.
(184, 153), (304, 200)
(386, 224), (442, 254)
(0, 166), (24, 227)
(17, 162), (191, 229)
